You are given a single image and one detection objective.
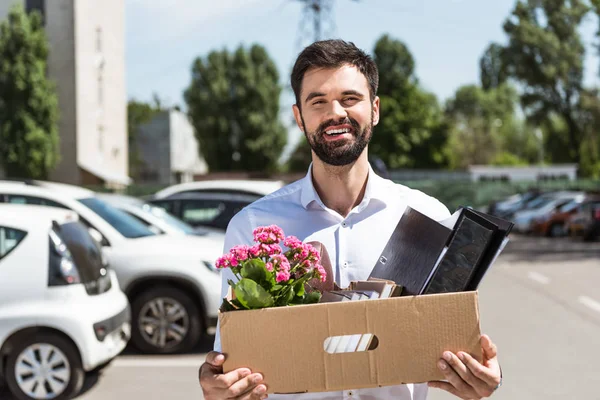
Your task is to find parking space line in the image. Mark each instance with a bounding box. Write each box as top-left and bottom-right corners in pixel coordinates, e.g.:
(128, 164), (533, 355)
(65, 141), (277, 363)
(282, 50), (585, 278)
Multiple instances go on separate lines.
(578, 296), (600, 314)
(528, 271), (550, 285)
(113, 358), (205, 367)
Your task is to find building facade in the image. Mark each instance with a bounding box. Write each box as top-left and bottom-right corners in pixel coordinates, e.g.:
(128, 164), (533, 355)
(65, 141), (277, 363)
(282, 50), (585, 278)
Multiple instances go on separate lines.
(133, 110), (208, 185)
(0, 0), (129, 187)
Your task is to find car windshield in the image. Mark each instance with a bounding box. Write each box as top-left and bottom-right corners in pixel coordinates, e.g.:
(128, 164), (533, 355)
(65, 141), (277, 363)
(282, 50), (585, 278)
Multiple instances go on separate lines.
(558, 200), (580, 213)
(140, 203), (197, 235)
(79, 197), (155, 239)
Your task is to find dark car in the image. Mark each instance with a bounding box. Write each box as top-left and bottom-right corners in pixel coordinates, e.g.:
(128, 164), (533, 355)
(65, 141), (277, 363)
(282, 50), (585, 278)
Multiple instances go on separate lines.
(148, 192), (262, 231)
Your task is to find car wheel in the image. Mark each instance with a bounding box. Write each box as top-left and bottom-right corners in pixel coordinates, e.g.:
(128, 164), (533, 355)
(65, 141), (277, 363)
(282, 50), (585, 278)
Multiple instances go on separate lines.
(548, 223), (564, 237)
(5, 334), (84, 400)
(131, 286), (202, 354)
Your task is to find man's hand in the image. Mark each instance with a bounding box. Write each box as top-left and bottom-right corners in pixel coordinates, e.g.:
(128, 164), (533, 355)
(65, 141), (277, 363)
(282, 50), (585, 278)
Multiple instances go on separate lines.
(199, 351), (268, 399)
(428, 334), (502, 399)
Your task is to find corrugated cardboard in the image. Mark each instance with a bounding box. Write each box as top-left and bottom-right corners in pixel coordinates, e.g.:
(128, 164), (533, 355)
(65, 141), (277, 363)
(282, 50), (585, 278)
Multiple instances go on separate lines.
(219, 291), (482, 394)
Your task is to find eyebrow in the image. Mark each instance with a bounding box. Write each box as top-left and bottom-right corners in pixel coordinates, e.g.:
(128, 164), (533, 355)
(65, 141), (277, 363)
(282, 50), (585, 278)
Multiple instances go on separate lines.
(304, 92), (326, 103)
(304, 90), (366, 104)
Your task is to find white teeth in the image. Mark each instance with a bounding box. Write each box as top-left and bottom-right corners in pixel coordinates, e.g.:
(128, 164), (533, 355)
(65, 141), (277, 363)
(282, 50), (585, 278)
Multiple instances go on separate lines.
(325, 128), (350, 135)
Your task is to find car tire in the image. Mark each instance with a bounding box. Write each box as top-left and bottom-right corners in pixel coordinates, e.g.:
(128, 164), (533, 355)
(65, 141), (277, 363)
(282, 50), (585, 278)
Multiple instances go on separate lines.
(5, 333), (84, 400)
(547, 223), (564, 237)
(131, 286), (202, 354)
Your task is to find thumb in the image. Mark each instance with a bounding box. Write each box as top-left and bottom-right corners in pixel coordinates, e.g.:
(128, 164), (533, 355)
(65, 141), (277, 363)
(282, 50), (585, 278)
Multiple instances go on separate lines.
(481, 334), (498, 360)
(204, 351), (226, 371)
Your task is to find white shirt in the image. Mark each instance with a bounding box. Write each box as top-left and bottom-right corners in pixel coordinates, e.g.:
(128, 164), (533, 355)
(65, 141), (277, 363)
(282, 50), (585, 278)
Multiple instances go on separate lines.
(213, 164), (450, 400)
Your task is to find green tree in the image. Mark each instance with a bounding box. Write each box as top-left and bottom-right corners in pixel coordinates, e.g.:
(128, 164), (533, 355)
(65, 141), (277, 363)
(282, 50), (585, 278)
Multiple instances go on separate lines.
(184, 44), (287, 172)
(371, 34), (449, 169)
(575, 89), (600, 177)
(0, 4), (59, 179)
(445, 84), (538, 168)
(501, 0), (590, 163)
(480, 43), (508, 91)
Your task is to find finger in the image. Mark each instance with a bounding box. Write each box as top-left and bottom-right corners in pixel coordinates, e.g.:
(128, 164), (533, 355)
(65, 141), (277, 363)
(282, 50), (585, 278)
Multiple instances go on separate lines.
(437, 358), (475, 397)
(481, 334), (498, 360)
(441, 352), (483, 389)
(427, 381), (462, 398)
(236, 383), (268, 400)
(223, 373), (263, 398)
(459, 351), (500, 395)
(213, 368), (254, 389)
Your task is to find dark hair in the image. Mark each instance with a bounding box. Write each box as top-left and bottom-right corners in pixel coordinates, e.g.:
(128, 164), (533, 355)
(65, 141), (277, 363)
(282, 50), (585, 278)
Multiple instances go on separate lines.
(291, 39), (379, 108)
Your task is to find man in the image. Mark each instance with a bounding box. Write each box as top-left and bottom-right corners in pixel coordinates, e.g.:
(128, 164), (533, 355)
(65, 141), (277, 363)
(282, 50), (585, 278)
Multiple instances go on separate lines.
(199, 39), (502, 400)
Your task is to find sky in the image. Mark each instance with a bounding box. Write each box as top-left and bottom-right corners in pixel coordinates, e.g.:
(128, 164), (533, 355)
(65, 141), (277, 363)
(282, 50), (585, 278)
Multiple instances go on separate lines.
(125, 0), (600, 156)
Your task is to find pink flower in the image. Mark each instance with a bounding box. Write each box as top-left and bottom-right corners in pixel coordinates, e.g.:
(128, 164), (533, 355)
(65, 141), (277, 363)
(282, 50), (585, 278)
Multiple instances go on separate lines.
(316, 264), (327, 282)
(230, 245), (250, 262)
(284, 235), (303, 249)
(276, 270), (290, 282)
(253, 225), (285, 244)
(249, 245), (262, 258)
(265, 262), (274, 272)
(270, 254), (291, 273)
(299, 247), (310, 259)
(215, 254), (230, 269)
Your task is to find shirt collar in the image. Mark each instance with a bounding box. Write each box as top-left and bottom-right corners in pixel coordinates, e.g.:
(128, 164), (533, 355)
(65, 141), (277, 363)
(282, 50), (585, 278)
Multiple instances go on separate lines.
(300, 162), (388, 210)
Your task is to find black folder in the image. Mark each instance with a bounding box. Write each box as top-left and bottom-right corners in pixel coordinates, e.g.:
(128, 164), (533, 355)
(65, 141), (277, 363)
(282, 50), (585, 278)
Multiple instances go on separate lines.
(369, 206), (513, 296)
(368, 207), (453, 296)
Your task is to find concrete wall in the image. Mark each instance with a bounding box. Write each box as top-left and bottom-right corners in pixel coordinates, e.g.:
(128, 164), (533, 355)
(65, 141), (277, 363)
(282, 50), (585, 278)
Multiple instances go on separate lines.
(135, 112), (172, 185)
(74, 0), (127, 183)
(468, 165), (578, 182)
(169, 111), (208, 182)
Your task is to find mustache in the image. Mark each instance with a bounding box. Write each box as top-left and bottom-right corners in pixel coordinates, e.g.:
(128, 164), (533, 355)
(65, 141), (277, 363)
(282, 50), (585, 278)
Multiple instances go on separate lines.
(316, 117), (360, 134)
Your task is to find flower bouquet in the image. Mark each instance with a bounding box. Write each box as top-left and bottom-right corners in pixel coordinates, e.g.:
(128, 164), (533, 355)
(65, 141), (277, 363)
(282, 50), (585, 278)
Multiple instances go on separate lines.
(216, 225), (327, 311)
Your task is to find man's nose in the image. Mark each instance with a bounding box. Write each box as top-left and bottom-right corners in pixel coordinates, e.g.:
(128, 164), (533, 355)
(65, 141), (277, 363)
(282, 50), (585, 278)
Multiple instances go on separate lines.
(328, 100), (348, 120)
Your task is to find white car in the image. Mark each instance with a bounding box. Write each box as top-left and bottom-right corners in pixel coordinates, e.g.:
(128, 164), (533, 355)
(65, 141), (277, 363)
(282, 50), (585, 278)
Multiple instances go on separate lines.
(152, 179), (285, 199)
(0, 205), (130, 400)
(96, 193), (225, 239)
(0, 181), (223, 354)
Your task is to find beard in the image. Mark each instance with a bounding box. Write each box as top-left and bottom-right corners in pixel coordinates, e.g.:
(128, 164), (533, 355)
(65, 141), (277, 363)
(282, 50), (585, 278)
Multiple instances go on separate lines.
(301, 112), (374, 167)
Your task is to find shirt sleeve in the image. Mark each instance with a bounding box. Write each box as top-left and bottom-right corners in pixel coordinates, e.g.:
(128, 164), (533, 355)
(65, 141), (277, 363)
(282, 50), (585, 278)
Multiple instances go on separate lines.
(213, 208), (254, 353)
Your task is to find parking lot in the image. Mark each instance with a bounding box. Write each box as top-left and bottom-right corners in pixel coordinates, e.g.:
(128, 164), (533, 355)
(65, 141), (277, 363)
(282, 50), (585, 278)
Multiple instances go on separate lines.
(2, 234), (597, 400)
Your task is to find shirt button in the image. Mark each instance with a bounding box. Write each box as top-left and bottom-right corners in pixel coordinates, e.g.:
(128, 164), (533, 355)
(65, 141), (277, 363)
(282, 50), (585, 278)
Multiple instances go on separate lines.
(343, 262), (348, 268)
(342, 221), (347, 227)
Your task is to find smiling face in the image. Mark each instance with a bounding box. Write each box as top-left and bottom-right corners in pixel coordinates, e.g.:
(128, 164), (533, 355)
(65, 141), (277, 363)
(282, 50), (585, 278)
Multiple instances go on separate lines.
(293, 65), (380, 167)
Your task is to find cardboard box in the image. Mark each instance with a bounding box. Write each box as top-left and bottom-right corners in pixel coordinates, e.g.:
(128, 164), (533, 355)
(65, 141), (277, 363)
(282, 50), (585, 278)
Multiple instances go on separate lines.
(219, 291), (482, 394)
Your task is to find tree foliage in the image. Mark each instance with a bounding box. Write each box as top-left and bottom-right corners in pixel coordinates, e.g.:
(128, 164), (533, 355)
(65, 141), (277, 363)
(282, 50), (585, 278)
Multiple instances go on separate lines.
(0, 4), (59, 179)
(501, 0), (590, 163)
(184, 44), (287, 172)
(370, 35), (449, 169)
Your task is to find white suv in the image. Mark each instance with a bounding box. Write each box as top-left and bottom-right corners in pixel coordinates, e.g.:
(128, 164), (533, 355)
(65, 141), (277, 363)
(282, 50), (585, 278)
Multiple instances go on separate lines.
(0, 205), (130, 400)
(151, 179), (284, 199)
(0, 181), (223, 355)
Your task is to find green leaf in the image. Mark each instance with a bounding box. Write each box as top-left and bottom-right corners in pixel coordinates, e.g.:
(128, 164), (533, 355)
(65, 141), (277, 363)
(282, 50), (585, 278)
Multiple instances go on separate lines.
(304, 291), (322, 304)
(294, 281), (305, 297)
(241, 259), (268, 282)
(272, 284), (283, 291)
(233, 278), (274, 309)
